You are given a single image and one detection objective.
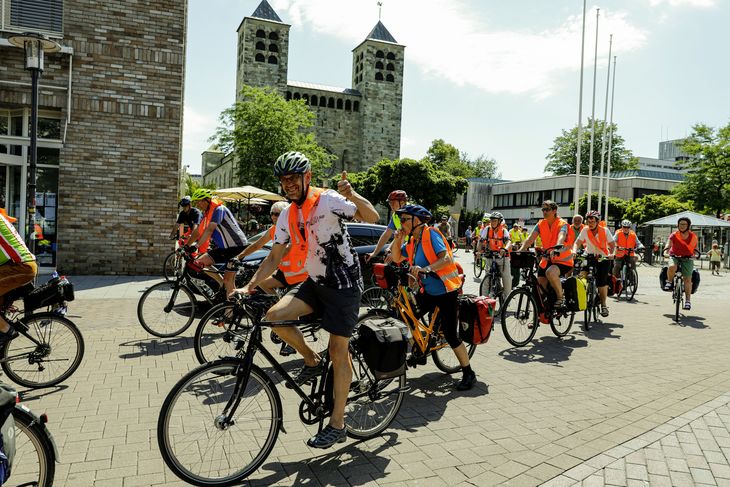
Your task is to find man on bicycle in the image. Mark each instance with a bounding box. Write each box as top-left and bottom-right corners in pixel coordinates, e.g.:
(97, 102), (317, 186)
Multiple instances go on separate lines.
(477, 212), (512, 299)
(573, 210), (616, 317)
(664, 216), (698, 310)
(612, 220), (643, 278)
(240, 151), (379, 449)
(365, 190), (408, 263)
(0, 209), (37, 344)
(565, 215), (585, 250)
(519, 200), (572, 308)
(175, 196), (203, 246)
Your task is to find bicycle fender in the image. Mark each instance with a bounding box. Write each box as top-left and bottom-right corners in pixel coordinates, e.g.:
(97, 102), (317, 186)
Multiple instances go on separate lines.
(17, 404), (60, 462)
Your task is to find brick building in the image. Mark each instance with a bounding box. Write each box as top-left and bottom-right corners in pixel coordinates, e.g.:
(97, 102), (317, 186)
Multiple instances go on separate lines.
(0, 0), (186, 274)
(203, 0), (405, 186)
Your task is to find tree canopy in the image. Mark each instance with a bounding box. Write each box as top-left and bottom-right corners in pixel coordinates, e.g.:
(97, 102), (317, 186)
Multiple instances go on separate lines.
(571, 192), (627, 223)
(672, 122), (730, 218)
(211, 85), (334, 192)
(545, 118), (637, 176)
(425, 139), (501, 179)
(622, 193), (692, 224)
(182, 174), (215, 199)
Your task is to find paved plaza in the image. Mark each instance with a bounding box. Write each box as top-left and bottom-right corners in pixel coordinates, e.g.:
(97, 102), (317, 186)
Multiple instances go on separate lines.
(13, 256), (730, 486)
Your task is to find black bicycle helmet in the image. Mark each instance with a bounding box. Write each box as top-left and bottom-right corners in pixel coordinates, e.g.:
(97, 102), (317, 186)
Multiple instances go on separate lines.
(274, 151), (311, 176)
(396, 204), (433, 223)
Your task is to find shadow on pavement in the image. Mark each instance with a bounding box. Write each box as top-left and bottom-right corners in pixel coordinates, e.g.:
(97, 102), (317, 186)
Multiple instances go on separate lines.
(498, 335), (588, 366)
(118, 336), (195, 359)
(17, 385), (68, 403)
(253, 432), (398, 486)
(664, 314), (708, 329)
(577, 321), (624, 340)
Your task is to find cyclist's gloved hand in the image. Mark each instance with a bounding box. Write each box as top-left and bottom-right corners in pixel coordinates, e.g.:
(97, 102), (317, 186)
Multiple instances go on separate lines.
(184, 243), (198, 253)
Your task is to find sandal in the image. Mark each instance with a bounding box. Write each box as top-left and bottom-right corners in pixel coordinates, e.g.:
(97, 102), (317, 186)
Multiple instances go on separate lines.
(600, 306), (609, 317)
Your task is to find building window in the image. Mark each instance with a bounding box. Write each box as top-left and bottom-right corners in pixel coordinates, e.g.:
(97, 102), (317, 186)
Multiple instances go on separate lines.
(269, 31), (279, 40)
(376, 50), (384, 58)
(375, 72), (383, 81)
(256, 29), (266, 38)
(386, 63), (394, 71)
(269, 43), (278, 53)
(311, 96), (318, 106)
(255, 41), (265, 50)
(255, 53), (265, 62)
(286, 91), (292, 100)
(293, 92), (300, 100)
(386, 74), (394, 82)
(345, 100), (352, 111)
(336, 99), (343, 109)
(320, 96), (326, 106)
(387, 52), (396, 60)
(302, 94), (309, 104)
(8, 0), (64, 35)
(267, 55), (278, 64)
(353, 101), (360, 112)
(328, 97), (335, 108)
(376, 61), (384, 69)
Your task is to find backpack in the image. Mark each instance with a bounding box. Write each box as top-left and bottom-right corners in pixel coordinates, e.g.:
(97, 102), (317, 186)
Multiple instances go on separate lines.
(356, 317), (410, 380)
(563, 277), (587, 311)
(0, 383), (17, 483)
(457, 294), (496, 345)
(607, 275), (622, 297)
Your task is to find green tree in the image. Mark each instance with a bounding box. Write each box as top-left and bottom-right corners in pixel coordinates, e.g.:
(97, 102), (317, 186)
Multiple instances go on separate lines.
(545, 118), (637, 176)
(673, 122), (730, 218)
(347, 158), (468, 212)
(211, 85), (334, 192)
(425, 139), (501, 179)
(182, 174), (216, 199)
(571, 192), (627, 223)
(623, 193), (691, 224)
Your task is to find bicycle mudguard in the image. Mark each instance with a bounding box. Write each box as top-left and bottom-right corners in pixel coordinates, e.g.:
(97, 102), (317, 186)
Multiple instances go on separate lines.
(17, 405), (60, 462)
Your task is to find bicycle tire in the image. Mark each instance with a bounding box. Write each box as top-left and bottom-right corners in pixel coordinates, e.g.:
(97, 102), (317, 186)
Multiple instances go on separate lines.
(432, 340), (476, 374)
(550, 310), (575, 337)
(346, 345), (406, 439)
(500, 289), (538, 347)
(158, 359), (281, 486)
(674, 280), (682, 322)
(1, 313), (85, 388)
(473, 256), (484, 279)
(479, 272), (504, 307)
(11, 405), (57, 487)
(360, 287), (395, 310)
(137, 281), (197, 337)
(163, 251), (179, 281)
(584, 281), (596, 330)
(193, 302), (253, 365)
(626, 268), (638, 301)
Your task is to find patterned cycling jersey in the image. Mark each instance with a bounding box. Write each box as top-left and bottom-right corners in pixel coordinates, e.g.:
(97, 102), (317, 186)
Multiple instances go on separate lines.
(0, 215), (35, 265)
(209, 205), (248, 249)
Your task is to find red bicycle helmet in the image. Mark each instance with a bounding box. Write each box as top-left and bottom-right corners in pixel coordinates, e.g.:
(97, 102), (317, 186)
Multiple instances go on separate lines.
(387, 190), (408, 202)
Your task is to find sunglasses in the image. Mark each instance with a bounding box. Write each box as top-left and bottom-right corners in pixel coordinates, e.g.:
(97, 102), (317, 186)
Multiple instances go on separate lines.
(541, 208), (553, 212)
(270, 212), (280, 217)
(399, 216), (413, 222)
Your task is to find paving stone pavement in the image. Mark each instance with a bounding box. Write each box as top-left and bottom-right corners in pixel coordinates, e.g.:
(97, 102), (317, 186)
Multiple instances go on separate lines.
(11, 259), (730, 486)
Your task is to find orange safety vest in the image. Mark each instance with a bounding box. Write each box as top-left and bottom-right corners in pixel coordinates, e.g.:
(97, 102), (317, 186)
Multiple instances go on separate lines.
(197, 198), (224, 253)
(406, 227), (462, 292)
(279, 187), (324, 284)
(487, 226), (509, 252)
(584, 226), (609, 256)
(615, 230), (637, 257)
(669, 230), (697, 257)
(564, 224), (584, 248)
(269, 225), (309, 285)
(537, 217), (573, 268)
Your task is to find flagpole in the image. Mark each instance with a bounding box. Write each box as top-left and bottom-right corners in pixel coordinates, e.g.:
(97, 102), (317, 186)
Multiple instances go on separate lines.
(573, 0), (588, 213)
(597, 34), (613, 215)
(586, 7), (600, 213)
(604, 56), (617, 221)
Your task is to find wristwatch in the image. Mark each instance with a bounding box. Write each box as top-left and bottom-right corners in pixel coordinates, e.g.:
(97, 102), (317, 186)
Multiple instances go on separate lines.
(424, 266), (432, 274)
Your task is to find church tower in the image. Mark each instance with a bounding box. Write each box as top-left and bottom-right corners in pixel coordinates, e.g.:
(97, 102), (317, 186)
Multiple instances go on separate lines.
(236, 0), (290, 100)
(352, 21), (405, 168)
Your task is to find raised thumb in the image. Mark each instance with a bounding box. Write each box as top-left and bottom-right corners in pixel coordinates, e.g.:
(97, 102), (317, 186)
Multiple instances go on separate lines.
(341, 171), (347, 181)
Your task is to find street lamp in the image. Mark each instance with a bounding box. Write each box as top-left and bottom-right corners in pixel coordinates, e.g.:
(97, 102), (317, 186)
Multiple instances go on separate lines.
(7, 32), (61, 248)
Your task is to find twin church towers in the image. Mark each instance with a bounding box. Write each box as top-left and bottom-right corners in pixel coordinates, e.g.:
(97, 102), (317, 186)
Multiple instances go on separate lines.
(236, 0), (404, 172)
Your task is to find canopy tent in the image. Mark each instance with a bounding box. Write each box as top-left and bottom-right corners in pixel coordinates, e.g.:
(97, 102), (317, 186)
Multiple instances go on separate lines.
(643, 211), (730, 228)
(213, 186), (285, 202)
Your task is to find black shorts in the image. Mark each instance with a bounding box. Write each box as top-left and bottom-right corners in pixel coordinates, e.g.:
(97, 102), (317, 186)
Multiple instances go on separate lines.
(537, 262), (573, 278)
(207, 246), (246, 265)
(271, 269), (288, 286)
(293, 278), (361, 337)
(589, 258), (612, 287)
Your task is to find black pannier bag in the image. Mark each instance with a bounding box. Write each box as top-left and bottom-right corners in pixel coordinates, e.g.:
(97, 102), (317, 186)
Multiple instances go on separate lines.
(24, 276), (75, 312)
(691, 269), (700, 294)
(356, 317), (409, 380)
(659, 266), (670, 291)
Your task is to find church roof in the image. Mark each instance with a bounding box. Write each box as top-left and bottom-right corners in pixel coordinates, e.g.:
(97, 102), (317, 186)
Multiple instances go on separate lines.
(251, 0), (283, 23)
(366, 21), (397, 43)
(288, 80), (361, 96)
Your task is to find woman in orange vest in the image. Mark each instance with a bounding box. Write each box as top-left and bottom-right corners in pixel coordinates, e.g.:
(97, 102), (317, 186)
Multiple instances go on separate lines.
(612, 220), (643, 278)
(573, 210), (616, 317)
(390, 204), (476, 391)
(663, 217), (698, 310)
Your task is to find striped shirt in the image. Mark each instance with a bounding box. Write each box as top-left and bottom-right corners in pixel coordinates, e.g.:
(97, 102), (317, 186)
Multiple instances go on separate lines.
(0, 215), (35, 265)
(209, 205), (248, 249)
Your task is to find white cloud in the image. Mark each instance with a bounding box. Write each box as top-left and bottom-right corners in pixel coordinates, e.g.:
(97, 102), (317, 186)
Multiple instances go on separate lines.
(271, 0), (647, 99)
(648, 0), (715, 7)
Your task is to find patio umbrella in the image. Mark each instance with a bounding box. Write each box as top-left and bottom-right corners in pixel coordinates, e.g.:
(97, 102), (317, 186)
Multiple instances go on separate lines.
(214, 186), (285, 222)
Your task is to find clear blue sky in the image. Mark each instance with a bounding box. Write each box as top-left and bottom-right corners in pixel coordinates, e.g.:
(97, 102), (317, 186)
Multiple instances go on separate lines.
(182, 0), (729, 180)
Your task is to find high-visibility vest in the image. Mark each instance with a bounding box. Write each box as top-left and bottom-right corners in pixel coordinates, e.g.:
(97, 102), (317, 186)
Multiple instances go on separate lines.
(585, 226), (609, 256)
(669, 230), (697, 257)
(269, 226), (308, 285)
(509, 228), (523, 244)
(487, 226), (510, 252)
(406, 227), (462, 292)
(537, 218), (573, 268)
(614, 230), (637, 257)
(279, 187), (324, 284)
(198, 198), (224, 253)
(565, 224), (584, 248)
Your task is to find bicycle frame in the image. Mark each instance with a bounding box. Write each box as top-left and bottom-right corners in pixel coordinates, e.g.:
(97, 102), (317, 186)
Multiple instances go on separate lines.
(390, 284), (449, 355)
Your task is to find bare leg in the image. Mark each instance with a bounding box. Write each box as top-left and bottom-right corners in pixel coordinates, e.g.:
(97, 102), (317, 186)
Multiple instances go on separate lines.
(258, 276), (285, 295)
(684, 276), (692, 301)
(266, 294), (317, 365)
(328, 334), (352, 430)
(598, 285), (608, 306)
(452, 342), (470, 367)
(546, 266), (564, 300)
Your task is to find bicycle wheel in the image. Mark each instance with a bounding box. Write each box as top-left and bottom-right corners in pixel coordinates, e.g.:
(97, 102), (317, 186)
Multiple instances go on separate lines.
(345, 345), (406, 439)
(500, 289), (538, 347)
(584, 283), (595, 330)
(625, 268), (638, 301)
(360, 287), (395, 310)
(1, 313), (85, 388)
(163, 251), (182, 281)
(137, 281), (197, 337)
(432, 338), (476, 374)
(193, 302), (253, 365)
(550, 310), (575, 337)
(479, 272), (504, 306)
(158, 359), (281, 486)
(674, 281), (682, 322)
(473, 256), (484, 279)
(10, 405), (57, 487)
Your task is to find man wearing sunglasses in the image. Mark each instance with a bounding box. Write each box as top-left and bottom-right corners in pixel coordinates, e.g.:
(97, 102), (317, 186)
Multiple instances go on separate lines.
(365, 190), (408, 264)
(519, 200), (573, 308)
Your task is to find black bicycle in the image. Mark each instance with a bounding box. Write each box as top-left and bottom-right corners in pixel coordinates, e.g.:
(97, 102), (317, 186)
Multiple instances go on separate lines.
(574, 253), (600, 331)
(158, 293), (406, 486)
(615, 247), (639, 301)
(8, 401), (59, 486)
(137, 248), (256, 337)
(162, 237), (185, 281)
(478, 250), (507, 306)
(665, 250), (700, 323)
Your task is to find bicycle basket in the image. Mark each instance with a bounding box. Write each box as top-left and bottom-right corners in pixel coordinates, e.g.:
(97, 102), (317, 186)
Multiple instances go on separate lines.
(23, 277), (75, 312)
(373, 264), (398, 290)
(509, 252), (536, 269)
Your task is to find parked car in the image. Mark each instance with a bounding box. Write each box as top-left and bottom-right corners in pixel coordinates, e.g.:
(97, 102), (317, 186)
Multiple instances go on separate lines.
(242, 222), (389, 285)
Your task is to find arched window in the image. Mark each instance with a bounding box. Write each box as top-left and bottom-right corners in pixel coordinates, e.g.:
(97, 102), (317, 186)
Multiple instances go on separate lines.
(386, 63), (394, 71)
(386, 52), (395, 60)
(353, 101), (360, 112)
(311, 96), (318, 106)
(328, 97), (335, 108)
(269, 43), (278, 53)
(269, 31), (279, 40)
(255, 41), (265, 50)
(293, 92), (301, 100)
(320, 96), (326, 106)
(375, 61), (384, 69)
(386, 74), (394, 82)
(303, 94), (309, 103)
(286, 91), (292, 100)
(256, 29), (266, 38)
(345, 100), (352, 111)
(376, 50), (384, 58)
(375, 72), (384, 81)
(336, 99), (343, 109)
(255, 53), (265, 62)
(267, 55), (278, 64)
